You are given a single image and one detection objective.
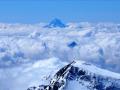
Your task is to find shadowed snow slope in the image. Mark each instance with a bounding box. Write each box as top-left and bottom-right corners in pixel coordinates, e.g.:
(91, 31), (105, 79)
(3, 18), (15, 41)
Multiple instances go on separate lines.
(27, 60), (120, 90)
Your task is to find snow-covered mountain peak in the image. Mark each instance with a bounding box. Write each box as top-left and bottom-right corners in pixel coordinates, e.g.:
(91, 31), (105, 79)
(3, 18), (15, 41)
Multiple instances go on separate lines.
(45, 18), (66, 28)
(27, 60), (120, 90)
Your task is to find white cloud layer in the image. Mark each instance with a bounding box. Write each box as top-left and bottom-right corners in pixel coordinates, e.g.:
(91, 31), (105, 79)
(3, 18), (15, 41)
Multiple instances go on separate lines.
(0, 22), (120, 90)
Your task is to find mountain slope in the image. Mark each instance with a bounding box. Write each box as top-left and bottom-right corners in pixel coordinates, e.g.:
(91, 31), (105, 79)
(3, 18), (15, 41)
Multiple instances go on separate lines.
(44, 18), (66, 28)
(27, 60), (120, 90)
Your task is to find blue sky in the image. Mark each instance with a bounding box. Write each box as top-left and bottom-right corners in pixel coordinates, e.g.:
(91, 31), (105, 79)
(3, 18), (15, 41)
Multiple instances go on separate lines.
(0, 0), (120, 23)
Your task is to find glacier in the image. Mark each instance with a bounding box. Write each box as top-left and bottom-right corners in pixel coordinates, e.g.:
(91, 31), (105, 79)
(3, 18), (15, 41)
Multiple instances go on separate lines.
(0, 20), (120, 90)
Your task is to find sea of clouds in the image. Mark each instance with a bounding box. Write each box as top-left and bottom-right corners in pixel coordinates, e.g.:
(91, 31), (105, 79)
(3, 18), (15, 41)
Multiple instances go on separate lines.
(0, 22), (120, 90)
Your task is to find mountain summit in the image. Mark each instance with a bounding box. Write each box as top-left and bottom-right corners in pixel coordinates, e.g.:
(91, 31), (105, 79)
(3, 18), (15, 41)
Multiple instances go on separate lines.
(45, 18), (66, 28)
(27, 61), (120, 90)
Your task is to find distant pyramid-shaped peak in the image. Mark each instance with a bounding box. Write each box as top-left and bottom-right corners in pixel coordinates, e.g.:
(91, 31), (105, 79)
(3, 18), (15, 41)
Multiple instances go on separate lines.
(45, 18), (66, 28)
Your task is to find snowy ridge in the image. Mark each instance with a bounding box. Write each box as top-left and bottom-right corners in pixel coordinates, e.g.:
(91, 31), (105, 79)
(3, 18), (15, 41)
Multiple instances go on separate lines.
(75, 61), (120, 79)
(27, 60), (120, 90)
